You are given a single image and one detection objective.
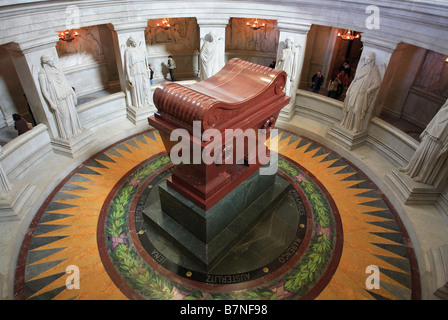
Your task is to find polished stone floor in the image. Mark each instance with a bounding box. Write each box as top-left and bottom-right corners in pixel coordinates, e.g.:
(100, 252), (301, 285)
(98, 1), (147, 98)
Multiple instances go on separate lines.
(14, 129), (420, 300)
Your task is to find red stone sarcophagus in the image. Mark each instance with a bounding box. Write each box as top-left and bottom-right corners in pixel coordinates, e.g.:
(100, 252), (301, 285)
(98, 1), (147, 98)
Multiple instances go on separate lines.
(148, 58), (289, 210)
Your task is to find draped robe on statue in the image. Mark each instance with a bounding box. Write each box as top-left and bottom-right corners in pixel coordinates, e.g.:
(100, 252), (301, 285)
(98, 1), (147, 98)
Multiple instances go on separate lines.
(199, 33), (225, 80)
(399, 99), (448, 184)
(341, 56), (381, 133)
(39, 63), (82, 140)
(276, 39), (298, 97)
(124, 41), (150, 108)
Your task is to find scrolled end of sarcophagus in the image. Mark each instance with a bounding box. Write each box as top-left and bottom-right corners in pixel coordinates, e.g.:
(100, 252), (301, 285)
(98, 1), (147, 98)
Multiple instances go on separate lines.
(151, 58), (289, 132)
(148, 58), (290, 210)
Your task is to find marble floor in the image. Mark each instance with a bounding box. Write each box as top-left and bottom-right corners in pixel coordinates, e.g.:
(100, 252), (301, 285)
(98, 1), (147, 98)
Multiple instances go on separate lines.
(0, 125), (19, 146)
(13, 129), (420, 300)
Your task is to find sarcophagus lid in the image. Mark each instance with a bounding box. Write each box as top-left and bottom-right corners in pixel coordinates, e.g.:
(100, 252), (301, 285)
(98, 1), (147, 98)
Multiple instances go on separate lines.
(148, 58), (290, 210)
(152, 58), (289, 133)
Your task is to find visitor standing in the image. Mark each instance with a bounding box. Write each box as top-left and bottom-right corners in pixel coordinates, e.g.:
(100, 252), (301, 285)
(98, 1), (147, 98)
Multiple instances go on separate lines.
(168, 55), (176, 81)
(311, 71), (324, 94)
(327, 76), (339, 99)
(336, 70), (349, 98)
(339, 60), (351, 77)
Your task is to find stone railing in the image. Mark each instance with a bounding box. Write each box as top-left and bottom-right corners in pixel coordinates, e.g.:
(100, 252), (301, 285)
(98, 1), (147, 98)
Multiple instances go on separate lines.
(0, 92), (127, 170)
(0, 80), (446, 299)
(290, 89), (447, 214)
(0, 123), (53, 180)
(77, 91), (127, 130)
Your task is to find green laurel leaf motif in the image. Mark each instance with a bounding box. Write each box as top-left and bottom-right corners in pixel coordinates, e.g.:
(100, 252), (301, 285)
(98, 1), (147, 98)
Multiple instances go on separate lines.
(104, 151), (337, 300)
(105, 154), (176, 299)
(224, 158), (337, 299)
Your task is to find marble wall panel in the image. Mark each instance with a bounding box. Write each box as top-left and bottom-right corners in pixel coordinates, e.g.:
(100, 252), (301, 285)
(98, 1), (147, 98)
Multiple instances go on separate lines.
(0, 47), (29, 127)
(402, 89), (445, 128)
(145, 18), (199, 81)
(145, 18), (199, 54)
(56, 26), (105, 69)
(225, 18), (279, 54)
(63, 61), (109, 96)
(413, 51), (448, 99)
(382, 46), (448, 130)
(56, 25), (115, 97)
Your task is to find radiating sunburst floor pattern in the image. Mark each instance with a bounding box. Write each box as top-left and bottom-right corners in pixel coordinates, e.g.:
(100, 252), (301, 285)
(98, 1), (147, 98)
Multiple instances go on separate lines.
(14, 129), (420, 300)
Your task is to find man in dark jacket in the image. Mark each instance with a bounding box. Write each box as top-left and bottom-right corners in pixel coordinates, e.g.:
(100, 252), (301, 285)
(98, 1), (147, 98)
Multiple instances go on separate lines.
(13, 113), (30, 135)
(311, 71), (324, 94)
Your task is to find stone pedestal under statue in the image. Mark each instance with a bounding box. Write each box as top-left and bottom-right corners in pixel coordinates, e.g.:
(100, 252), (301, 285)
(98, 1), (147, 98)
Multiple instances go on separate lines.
(51, 128), (94, 159)
(326, 122), (368, 150)
(145, 58), (290, 271)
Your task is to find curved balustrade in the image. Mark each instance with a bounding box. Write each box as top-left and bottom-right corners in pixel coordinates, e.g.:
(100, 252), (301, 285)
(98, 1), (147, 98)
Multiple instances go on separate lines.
(0, 0), (447, 300)
(0, 81), (445, 299)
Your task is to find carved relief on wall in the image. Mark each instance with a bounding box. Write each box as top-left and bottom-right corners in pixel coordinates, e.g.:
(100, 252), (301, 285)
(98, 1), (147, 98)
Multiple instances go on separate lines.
(225, 18), (279, 54)
(145, 18), (199, 53)
(413, 51), (448, 99)
(56, 26), (105, 69)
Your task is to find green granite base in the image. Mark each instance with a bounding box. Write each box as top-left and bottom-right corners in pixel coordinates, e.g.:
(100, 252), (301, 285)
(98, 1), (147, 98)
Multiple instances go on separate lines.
(143, 171), (290, 272)
(159, 169), (277, 243)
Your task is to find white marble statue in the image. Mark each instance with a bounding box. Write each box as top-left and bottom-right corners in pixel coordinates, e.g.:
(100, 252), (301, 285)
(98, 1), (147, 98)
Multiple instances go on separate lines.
(341, 51), (381, 133)
(399, 99), (448, 184)
(199, 31), (225, 80)
(124, 36), (152, 109)
(275, 36), (300, 96)
(38, 52), (83, 140)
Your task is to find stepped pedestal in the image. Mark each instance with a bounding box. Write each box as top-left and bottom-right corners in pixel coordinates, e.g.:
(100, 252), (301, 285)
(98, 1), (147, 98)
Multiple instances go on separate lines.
(143, 168), (290, 272)
(144, 59), (291, 272)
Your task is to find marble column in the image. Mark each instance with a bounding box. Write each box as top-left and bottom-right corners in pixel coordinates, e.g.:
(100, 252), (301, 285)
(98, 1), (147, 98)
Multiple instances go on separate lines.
(196, 17), (229, 79)
(109, 21), (155, 125)
(327, 33), (398, 150)
(275, 22), (310, 122)
(6, 36), (93, 158)
(6, 39), (59, 139)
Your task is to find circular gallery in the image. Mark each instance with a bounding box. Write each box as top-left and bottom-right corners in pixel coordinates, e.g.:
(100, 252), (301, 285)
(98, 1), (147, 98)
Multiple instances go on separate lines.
(0, 0), (447, 301)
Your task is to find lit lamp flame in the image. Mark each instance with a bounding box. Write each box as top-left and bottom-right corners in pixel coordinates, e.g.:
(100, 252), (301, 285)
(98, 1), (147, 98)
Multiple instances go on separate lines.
(246, 18), (265, 30)
(59, 29), (79, 42)
(157, 19), (171, 30)
(337, 29), (360, 40)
